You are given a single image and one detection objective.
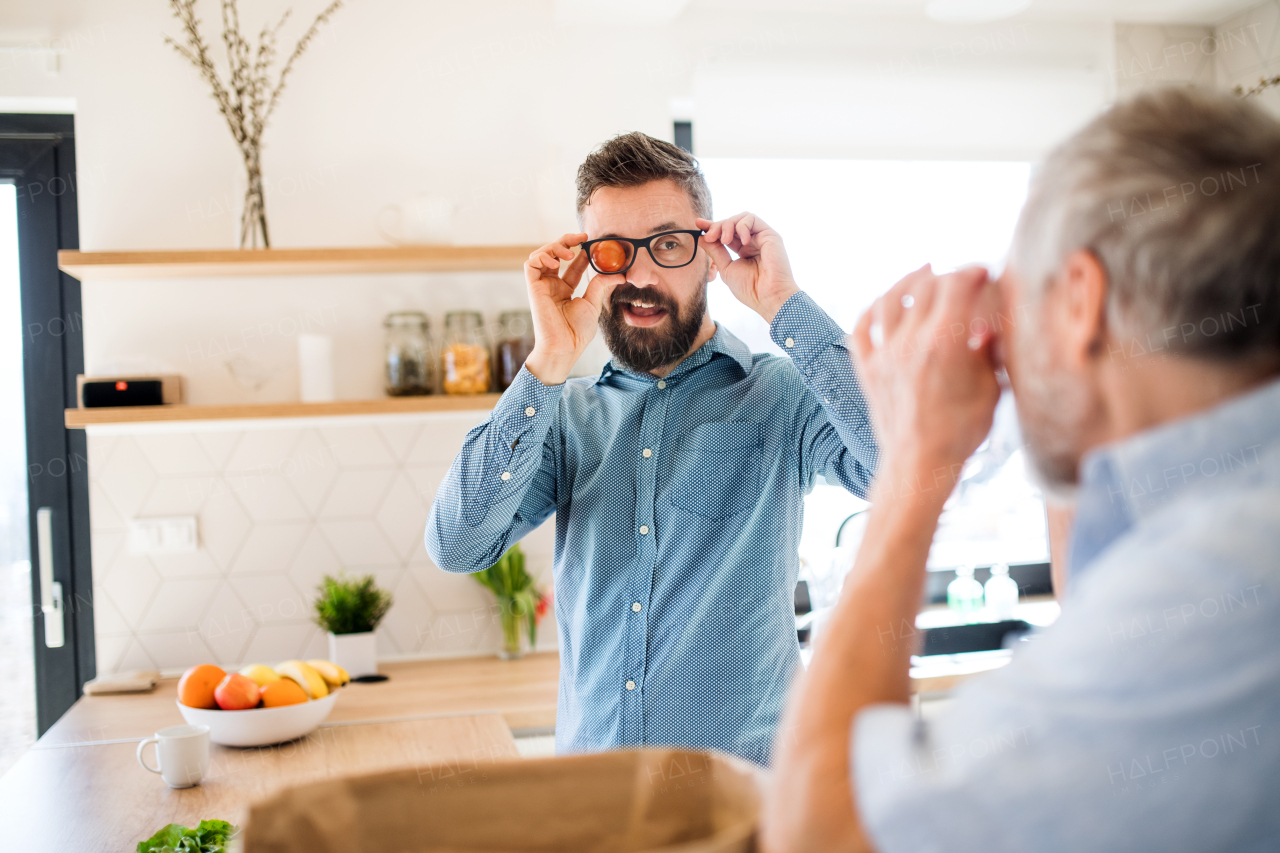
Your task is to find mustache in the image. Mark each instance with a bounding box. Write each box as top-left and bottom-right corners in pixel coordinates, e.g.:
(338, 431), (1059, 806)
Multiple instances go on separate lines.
(610, 285), (676, 312)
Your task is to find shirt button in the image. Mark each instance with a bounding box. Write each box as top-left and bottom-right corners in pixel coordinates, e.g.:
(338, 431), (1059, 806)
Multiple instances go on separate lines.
(639, 525), (649, 535)
(524, 406), (536, 417)
(642, 448), (652, 458)
(500, 472), (512, 481)
(632, 602), (642, 612)
(656, 380), (667, 390)
(625, 680), (636, 691)
(785, 337), (795, 348)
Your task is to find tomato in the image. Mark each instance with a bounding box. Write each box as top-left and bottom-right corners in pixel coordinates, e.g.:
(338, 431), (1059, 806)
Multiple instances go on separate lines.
(591, 240), (629, 273)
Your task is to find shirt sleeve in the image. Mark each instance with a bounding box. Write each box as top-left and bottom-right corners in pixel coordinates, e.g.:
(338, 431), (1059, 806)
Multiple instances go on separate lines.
(850, 508), (1280, 853)
(769, 291), (879, 497)
(424, 365), (561, 573)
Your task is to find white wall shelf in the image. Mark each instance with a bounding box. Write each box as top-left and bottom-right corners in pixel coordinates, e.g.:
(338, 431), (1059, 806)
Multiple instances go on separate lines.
(58, 245), (540, 280)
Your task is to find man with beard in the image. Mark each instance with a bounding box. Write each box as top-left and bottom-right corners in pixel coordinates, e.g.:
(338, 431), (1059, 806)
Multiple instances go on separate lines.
(426, 132), (879, 765)
(761, 87), (1280, 852)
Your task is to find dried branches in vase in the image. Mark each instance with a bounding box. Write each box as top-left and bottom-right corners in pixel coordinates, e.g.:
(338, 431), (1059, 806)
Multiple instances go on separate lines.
(1234, 76), (1280, 99)
(164, 0), (342, 248)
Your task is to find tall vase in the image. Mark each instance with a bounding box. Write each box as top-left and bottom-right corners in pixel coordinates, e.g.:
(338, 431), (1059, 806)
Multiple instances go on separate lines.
(239, 145), (270, 249)
(497, 598), (526, 660)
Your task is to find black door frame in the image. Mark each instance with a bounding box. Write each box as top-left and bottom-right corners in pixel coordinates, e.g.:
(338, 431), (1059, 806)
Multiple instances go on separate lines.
(1, 112), (93, 735)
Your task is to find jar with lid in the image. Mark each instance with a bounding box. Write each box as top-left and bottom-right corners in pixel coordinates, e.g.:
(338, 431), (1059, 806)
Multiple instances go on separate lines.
(495, 310), (535, 391)
(442, 311), (492, 394)
(384, 311), (435, 396)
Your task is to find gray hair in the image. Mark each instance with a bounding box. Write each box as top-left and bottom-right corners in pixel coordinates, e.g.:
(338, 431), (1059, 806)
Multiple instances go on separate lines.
(576, 131), (712, 223)
(1009, 86), (1280, 362)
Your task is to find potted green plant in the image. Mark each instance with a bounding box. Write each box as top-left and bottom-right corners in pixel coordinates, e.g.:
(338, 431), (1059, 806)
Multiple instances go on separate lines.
(472, 543), (549, 660)
(313, 573), (393, 678)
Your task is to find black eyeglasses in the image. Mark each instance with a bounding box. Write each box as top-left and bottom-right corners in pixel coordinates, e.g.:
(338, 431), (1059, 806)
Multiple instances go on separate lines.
(581, 229), (703, 276)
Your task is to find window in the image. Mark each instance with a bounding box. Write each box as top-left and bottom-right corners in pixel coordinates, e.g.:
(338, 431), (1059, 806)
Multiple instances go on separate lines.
(700, 158), (1047, 608)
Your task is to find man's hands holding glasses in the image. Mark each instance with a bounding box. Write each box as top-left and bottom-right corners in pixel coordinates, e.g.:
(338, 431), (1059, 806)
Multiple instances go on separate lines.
(521, 213), (803, 386)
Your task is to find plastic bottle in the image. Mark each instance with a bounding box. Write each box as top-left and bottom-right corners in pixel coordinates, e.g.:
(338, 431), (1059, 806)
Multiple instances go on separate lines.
(984, 563), (1020, 621)
(947, 564), (985, 622)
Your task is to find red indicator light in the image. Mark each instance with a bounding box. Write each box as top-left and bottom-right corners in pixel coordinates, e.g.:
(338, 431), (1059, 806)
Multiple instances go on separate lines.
(115, 381), (128, 391)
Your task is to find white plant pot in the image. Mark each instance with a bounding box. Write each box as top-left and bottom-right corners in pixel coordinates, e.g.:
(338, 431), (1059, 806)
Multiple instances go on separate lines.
(328, 631), (378, 678)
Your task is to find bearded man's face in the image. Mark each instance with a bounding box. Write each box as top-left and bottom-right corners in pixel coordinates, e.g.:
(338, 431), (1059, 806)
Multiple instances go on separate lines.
(581, 179), (715, 374)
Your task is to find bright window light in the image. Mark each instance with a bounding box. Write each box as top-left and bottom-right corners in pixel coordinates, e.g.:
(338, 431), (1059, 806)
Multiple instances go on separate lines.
(698, 159), (1047, 601)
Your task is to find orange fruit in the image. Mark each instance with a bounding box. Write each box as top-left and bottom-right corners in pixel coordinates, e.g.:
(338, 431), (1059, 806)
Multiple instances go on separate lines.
(260, 678), (308, 708)
(177, 664), (226, 709)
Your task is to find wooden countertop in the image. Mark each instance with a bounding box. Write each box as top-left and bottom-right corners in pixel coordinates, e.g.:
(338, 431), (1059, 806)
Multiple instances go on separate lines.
(0, 654), (559, 851)
(43, 653), (560, 746)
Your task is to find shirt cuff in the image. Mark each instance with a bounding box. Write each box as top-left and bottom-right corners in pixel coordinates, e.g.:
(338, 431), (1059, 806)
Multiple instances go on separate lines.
(491, 365), (562, 445)
(770, 290), (847, 370)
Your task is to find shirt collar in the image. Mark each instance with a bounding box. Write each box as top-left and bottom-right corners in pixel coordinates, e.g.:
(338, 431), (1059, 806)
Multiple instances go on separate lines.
(1070, 375), (1280, 578)
(596, 322), (755, 384)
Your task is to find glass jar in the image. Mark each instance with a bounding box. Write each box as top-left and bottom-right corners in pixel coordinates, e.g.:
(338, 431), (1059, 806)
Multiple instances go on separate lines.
(442, 311), (492, 395)
(383, 311), (434, 396)
(495, 310), (535, 391)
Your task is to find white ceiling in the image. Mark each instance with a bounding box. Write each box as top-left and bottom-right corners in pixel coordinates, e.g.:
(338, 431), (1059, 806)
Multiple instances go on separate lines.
(690, 0), (1262, 25)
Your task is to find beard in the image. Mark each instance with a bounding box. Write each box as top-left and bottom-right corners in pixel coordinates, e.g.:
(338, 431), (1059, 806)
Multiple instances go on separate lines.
(1012, 320), (1099, 501)
(599, 278), (708, 374)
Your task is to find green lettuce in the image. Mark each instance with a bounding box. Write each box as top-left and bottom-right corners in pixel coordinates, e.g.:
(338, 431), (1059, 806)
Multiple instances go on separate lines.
(136, 819), (237, 852)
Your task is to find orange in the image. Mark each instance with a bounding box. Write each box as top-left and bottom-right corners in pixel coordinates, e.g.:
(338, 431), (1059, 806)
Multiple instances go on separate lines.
(177, 664), (226, 709)
(260, 678), (308, 708)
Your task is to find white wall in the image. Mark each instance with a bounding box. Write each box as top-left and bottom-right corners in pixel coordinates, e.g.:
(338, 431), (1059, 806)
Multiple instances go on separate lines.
(0, 1), (1119, 250)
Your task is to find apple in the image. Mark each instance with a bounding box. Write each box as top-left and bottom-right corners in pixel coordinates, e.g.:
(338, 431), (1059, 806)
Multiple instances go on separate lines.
(213, 673), (261, 710)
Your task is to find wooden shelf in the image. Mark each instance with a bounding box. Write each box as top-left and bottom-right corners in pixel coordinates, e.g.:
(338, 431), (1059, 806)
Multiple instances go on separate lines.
(57, 245), (540, 280)
(64, 394), (501, 428)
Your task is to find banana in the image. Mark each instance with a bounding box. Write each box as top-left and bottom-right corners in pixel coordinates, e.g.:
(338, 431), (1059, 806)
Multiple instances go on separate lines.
(306, 659), (350, 688)
(275, 660), (328, 699)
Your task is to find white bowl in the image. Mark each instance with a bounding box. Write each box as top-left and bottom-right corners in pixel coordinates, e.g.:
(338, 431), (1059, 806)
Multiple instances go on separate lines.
(176, 691), (339, 747)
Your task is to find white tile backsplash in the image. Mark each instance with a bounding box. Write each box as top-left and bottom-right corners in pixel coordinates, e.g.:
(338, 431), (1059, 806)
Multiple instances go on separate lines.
(88, 412), (556, 674)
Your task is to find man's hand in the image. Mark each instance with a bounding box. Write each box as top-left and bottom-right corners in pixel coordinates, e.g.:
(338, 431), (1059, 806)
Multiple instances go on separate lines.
(521, 233), (619, 386)
(850, 265), (1002, 492)
(697, 214), (800, 324)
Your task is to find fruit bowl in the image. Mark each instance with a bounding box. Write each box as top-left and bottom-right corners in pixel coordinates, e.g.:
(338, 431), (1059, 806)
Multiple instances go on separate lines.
(177, 691), (339, 747)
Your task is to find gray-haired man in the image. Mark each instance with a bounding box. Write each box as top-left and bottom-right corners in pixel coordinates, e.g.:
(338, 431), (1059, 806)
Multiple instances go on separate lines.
(763, 87), (1280, 852)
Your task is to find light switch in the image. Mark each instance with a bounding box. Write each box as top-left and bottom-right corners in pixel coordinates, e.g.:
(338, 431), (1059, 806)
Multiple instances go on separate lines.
(129, 516), (199, 554)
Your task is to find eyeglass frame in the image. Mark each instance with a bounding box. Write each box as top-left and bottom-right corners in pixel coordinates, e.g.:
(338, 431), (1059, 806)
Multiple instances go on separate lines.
(579, 229), (705, 276)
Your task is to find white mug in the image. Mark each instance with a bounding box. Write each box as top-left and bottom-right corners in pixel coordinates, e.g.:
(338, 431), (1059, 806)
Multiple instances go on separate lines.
(137, 724), (211, 788)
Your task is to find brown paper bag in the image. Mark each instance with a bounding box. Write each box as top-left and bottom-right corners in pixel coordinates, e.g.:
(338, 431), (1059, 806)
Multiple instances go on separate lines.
(243, 747), (762, 853)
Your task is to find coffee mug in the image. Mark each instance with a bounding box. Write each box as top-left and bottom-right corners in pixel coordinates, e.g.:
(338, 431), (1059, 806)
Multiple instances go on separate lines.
(137, 724), (211, 788)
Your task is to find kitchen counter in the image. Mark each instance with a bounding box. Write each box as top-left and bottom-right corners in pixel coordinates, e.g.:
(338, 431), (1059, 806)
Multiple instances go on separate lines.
(43, 652), (560, 746)
(0, 653), (558, 850)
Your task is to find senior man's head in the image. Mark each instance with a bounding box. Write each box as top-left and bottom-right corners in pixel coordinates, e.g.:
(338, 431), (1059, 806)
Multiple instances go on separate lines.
(1000, 87), (1280, 491)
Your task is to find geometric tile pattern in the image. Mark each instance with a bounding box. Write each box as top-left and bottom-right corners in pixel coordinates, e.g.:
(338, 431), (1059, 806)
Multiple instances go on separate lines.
(88, 413), (557, 675)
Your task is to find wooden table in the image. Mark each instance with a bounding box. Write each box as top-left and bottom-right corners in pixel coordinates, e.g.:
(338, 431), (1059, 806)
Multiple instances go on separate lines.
(0, 653), (559, 851)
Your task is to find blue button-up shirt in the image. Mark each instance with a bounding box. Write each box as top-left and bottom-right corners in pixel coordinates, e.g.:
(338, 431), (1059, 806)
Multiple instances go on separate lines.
(426, 291), (878, 765)
(855, 376), (1280, 852)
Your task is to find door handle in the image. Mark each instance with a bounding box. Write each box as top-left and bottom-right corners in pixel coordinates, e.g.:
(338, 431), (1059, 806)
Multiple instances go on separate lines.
(36, 507), (65, 648)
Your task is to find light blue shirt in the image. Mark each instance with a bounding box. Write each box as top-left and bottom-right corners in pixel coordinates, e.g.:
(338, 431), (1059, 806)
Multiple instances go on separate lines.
(426, 292), (879, 765)
(854, 377), (1280, 852)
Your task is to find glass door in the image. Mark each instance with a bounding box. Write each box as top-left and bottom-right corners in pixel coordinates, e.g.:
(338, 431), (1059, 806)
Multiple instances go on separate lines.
(0, 181), (34, 776)
(0, 113), (93, 749)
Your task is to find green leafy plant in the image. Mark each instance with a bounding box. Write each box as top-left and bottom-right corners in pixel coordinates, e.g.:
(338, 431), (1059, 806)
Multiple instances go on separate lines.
(472, 543), (549, 657)
(313, 573), (393, 634)
(137, 820), (236, 853)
